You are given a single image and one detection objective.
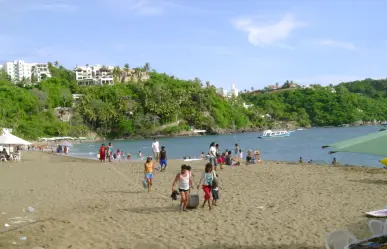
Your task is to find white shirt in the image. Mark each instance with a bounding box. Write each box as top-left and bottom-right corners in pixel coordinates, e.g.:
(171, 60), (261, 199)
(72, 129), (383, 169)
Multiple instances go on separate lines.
(209, 146), (216, 158)
(152, 141), (160, 153)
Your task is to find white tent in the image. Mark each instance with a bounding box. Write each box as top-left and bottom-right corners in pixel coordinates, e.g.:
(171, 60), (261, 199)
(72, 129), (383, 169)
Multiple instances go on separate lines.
(0, 133), (32, 145)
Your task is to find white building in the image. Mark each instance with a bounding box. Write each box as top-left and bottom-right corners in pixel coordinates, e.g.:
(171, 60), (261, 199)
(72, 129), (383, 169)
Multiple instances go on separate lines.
(74, 65), (114, 86)
(2, 60), (51, 83)
(228, 84), (239, 98)
(216, 87), (228, 97)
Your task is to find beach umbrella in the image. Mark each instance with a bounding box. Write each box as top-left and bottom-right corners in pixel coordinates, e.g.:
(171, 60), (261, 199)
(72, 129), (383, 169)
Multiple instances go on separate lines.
(0, 133), (31, 145)
(322, 130), (387, 157)
(380, 158), (387, 166)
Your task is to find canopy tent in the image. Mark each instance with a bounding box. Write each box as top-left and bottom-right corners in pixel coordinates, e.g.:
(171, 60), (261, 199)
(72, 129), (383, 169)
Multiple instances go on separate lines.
(322, 130), (387, 157)
(0, 133), (32, 145)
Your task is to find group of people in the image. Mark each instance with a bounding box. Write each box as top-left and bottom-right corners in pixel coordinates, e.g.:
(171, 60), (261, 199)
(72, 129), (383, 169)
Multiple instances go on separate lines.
(204, 142), (262, 169)
(98, 143), (115, 162)
(171, 163), (219, 211)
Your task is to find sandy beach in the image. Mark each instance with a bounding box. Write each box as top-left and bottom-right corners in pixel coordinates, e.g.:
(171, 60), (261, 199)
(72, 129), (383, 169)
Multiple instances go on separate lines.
(0, 152), (386, 249)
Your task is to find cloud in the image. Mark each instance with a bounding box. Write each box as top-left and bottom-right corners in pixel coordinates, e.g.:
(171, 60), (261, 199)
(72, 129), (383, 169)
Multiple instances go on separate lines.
(103, 0), (172, 16)
(319, 40), (356, 50)
(29, 1), (77, 12)
(232, 14), (305, 47)
(103, 0), (207, 16)
(0, 0), (77, 13)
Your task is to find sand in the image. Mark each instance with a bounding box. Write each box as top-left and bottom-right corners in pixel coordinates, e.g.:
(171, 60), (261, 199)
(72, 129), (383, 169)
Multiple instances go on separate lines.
(0, 152), (386, 249)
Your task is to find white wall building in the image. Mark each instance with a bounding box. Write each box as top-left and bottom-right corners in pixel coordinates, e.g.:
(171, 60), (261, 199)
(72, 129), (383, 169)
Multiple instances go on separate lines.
(216, 87), (228, 97)
(228, 84), (239, 98)
(2, 60), (51, 83)
(74, 65), (114, 86)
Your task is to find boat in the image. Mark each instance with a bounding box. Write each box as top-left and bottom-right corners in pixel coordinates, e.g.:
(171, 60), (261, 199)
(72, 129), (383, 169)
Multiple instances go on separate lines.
(296, 128), (305, 131)
(261, 130), (290, 137)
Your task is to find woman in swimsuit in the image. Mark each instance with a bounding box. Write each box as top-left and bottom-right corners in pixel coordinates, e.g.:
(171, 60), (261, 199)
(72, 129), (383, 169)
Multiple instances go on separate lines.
(144, 156), (155, 192)
(172, 165), (192, 211)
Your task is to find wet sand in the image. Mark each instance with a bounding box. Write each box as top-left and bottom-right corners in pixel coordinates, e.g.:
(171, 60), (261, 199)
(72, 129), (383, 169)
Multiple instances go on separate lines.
(0, 151), (386, 249)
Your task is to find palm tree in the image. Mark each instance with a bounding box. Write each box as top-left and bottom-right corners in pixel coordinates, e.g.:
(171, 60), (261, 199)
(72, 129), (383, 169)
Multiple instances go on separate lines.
(123, 64), (130, 82)
(143, 62), (150, 72)
(113, 66), (122, 83)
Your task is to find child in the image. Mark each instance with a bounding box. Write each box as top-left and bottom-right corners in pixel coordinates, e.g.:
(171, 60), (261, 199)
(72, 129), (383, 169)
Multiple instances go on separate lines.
(138, 151), (143, 160)
(212, 177), (219, 206)
(219, 152), (226, 169)
(159, 146), (167, 171)
(239, 149), (243, 161)
(127, 153), (132, 160)
(201, 152), (205, 159)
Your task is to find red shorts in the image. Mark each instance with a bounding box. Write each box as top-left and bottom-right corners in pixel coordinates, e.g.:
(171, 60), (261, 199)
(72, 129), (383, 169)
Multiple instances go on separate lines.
(217, 158), (223, 164)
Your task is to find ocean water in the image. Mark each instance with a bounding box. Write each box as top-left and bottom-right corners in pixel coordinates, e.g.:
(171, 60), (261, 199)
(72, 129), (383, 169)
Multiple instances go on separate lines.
(70, 126), (385, 168)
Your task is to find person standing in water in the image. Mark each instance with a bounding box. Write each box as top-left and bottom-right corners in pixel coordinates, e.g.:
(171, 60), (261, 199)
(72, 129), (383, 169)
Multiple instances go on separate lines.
(108, 142), (113, 162)
(172, 165), (193, 211)
(144, 156), (155, 192)
(197, 163), (217, 210)
(99, 144), (106, 162)
(159, 146), (167, 171)
(235, 144), (239, 160)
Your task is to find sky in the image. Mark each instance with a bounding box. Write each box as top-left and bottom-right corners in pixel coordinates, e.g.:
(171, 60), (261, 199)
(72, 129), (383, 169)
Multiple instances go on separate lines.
(1, 0), (387, 90)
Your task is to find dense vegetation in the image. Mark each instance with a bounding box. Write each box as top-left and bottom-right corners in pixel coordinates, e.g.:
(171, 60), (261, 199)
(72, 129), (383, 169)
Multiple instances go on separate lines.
(1, 62), (387, 140)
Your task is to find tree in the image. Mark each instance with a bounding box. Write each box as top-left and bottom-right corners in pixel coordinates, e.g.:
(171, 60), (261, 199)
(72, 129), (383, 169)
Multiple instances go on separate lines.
(143, 62), (150, 72)
(60, 88), (72, 107)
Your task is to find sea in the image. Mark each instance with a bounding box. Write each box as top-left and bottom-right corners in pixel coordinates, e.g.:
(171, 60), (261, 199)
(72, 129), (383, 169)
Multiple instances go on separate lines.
(69, 126), (384, 168)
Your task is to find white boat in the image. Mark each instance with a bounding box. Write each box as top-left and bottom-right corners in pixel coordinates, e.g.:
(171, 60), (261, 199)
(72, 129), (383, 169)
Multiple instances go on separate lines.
(261, 130), (290, 137)
(296, 128), (305, 131)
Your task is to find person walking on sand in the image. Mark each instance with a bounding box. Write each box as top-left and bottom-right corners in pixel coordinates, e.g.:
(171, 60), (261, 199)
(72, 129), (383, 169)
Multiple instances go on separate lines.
(152, 138), (160, 161)
(159, 146), (168, 171)
(172, 165), (193, 211)
(144, 156), (155, 192)
(208, 142), (217, 168)
(197, 163), (217, 210)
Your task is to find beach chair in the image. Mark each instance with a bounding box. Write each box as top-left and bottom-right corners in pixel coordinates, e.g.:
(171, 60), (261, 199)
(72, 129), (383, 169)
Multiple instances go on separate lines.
(369, 220), (384, 236)
(325, 229), (358, 249)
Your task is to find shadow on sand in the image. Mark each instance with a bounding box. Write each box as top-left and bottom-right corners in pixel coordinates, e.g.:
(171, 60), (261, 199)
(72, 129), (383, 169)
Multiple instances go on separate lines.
(193, 244), (322, 249)
(117, 205), (179, 214)
(349, 179), (387, 185)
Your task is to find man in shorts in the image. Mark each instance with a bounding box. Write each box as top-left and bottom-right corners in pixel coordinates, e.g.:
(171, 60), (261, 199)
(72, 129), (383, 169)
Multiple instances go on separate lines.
(159, 146), (167, 171)
(152, 138), (160, 161)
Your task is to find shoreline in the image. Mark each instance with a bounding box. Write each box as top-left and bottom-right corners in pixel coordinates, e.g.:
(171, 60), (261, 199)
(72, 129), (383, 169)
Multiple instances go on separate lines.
(31, 124), (384, 143)
(51, 150), (383, 170)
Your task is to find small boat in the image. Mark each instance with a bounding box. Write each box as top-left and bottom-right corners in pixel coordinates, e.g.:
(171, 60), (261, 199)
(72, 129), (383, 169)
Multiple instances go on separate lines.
(296, 128), (305, 131)
(261, 130), (290, 137)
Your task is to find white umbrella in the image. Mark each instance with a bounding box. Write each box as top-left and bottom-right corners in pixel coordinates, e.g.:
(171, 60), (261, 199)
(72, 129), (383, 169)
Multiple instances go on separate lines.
(0, 133), (32, 145)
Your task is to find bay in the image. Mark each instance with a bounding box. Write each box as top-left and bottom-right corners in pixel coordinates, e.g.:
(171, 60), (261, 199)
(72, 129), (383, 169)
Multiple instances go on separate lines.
(70, 126), (384, 168)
